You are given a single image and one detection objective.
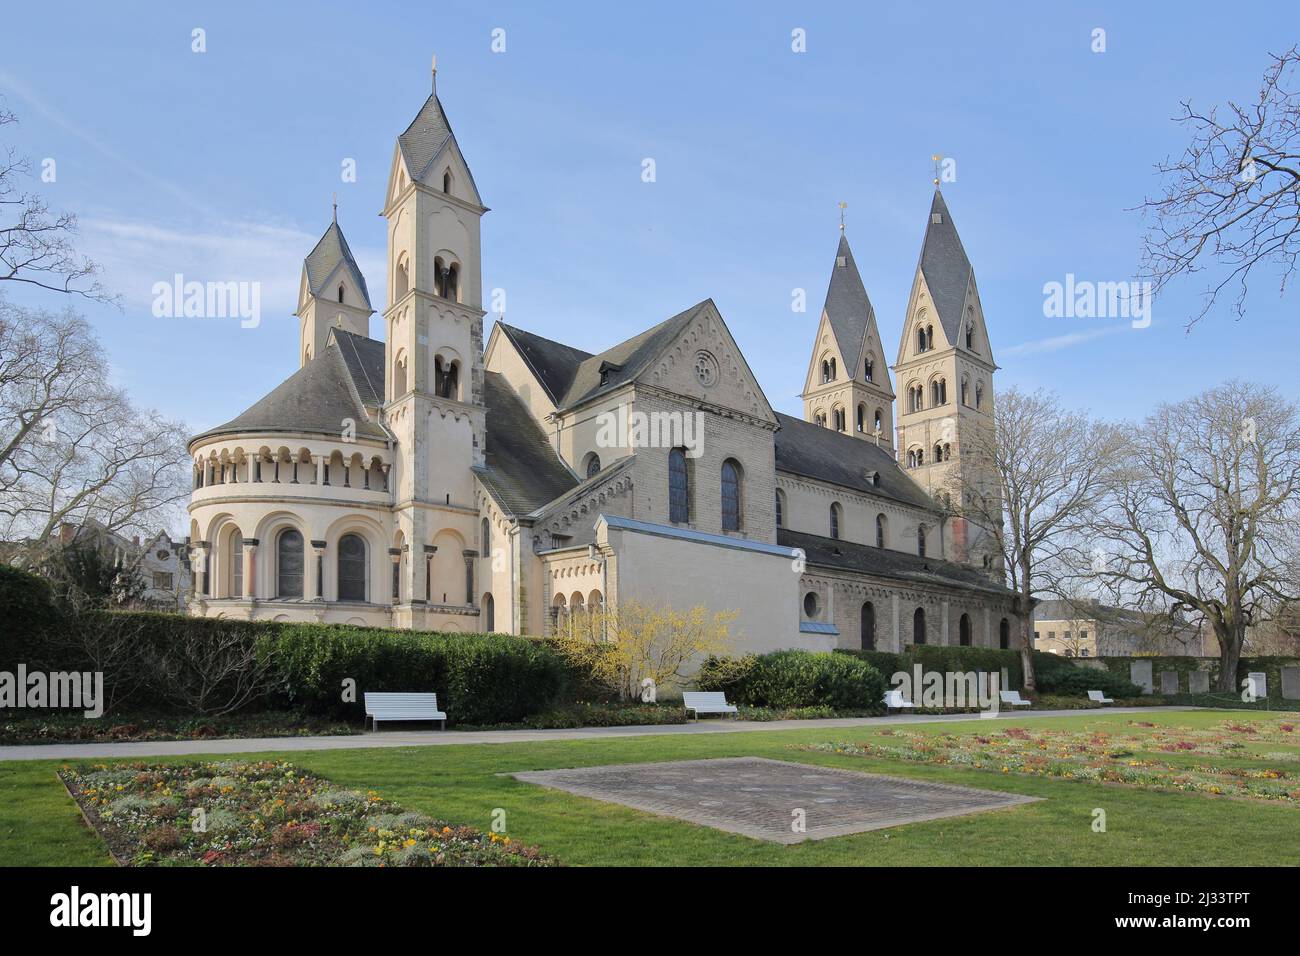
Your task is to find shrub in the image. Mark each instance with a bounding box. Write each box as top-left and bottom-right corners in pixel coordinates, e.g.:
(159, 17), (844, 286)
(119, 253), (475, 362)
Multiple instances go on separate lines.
(0, 563), (62, 669)
(261, 624), (567, 724)
(1035, 664), (1141, 699)
(700, 649), (885, 711)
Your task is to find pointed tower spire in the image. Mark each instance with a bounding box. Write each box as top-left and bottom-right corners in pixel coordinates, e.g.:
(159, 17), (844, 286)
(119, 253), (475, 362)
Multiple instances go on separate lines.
(295, 216), (374, 367)
(800, 227), (895, 446)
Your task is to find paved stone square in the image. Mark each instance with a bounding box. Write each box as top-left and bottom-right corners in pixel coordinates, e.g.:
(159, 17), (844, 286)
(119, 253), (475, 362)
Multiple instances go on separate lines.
(510, 756), (1042, 844)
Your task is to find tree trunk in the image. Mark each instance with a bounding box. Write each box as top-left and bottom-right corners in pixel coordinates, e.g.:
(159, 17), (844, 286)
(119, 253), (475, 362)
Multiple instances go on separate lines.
(1019, 557), (1036, 694)
(1214, 618), (1244, 692)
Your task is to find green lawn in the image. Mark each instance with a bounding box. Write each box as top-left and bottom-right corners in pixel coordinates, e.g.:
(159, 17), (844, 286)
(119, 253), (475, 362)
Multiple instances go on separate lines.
(2, 708), (1296, 866)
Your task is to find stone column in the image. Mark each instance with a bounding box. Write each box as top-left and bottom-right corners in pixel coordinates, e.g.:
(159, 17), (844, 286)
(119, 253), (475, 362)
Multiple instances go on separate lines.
(891, 593), (900, 651)
(193, 543), (210, 598)
(242, 538), (258, 599)
(463, 550), (478, 605)
(941, 600), (950, 646)
(423, 545), (436, 605)
(309, 540), (326, 601)
(253, 454), (262, 483)
(315, 454), (325, 486)
(381, 463), (391, 493)
(388, 548), (402, 604)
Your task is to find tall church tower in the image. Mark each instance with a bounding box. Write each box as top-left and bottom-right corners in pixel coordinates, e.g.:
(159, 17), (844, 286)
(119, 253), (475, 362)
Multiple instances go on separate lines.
(801, 229), (895, 449)
(892, 189), (1000, 566)
(380, 56), (488, 616)
(295, 211), (374, 367)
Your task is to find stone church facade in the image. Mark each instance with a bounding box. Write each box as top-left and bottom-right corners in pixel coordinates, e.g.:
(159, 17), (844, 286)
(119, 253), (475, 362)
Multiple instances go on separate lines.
(186, 63), (1024, 654)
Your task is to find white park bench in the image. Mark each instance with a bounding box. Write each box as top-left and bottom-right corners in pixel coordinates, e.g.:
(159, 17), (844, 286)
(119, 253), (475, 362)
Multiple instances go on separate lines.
(999, 690), (1033, 708)
(882, 689), (916, 711)
(1087, 690), (1115, 705)
(682, 691), (738, 720)
(363, 692), (447, 731)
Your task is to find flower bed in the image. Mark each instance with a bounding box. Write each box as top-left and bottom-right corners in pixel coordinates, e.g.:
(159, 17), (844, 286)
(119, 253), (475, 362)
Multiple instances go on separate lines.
(805, 715), (1300, 804)
(59, 760), (557, 867)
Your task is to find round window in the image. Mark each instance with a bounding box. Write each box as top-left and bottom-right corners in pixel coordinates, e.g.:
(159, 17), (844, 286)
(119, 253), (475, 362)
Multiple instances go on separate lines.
(694, 350), (719, 388)
(803, 591), (820, 619)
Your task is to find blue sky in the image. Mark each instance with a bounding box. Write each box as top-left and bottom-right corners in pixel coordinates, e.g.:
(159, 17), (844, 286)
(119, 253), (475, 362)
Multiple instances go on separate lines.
(2, 1), (1297, 432)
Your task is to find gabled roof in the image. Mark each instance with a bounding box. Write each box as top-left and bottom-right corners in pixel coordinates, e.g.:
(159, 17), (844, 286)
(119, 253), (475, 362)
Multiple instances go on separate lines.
(303, 220), (372, 310)
(780, 528), (1012, 597)
(192, 333), (387, 444)
(558, 301), (707, 409)
(774, 412), (934, 511)
(476, 371), (579, 515)
(916, 189), (974, 344)
(500, 300), (712, 413)
(822, 233), (877, 375)
(496, 323), (593, 407)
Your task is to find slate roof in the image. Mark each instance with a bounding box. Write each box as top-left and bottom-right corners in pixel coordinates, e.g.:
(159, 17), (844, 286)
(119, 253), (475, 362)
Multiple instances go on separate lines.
(779, 528), (1014, 597)
(822, 233), (877, 376)
(774, 413), (934, 510)
(303, 220), (372, 310)
(476, 371), (579, 515)
(498, 300), (709, 412)
(193, 331), (387, 444)
(398, 92), (454, 182)
(496, 323), (593, 407)
(916, 189), (974, 346)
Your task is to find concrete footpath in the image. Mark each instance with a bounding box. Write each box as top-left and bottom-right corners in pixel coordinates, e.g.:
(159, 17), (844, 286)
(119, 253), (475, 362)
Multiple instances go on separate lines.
(0, 707), (1186, 762)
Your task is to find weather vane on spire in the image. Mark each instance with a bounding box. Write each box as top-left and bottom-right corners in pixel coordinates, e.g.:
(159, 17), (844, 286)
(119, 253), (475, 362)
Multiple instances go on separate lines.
(838, 201), (847, 232)
(332, 191), (338, 222)
(932, 154), (942, 187)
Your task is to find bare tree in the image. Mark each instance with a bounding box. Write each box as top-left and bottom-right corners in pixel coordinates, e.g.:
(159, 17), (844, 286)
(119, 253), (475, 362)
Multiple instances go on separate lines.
(947, 387), (1122, 693)
(150, 627), (274, 716)
(1140, 47), (1300, 328)
(1083, 381), (1300, 690)
(0, 102), (113, 303)
(0, 299), (191, 547)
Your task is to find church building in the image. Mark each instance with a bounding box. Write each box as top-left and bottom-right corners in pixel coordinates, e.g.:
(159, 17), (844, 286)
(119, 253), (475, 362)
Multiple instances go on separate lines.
(185, 62), (1024, 654)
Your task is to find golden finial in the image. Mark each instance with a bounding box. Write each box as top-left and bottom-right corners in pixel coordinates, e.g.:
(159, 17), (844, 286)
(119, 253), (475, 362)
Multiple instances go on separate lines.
(838, 201), (847, 232)
(932, 154), (942, 187)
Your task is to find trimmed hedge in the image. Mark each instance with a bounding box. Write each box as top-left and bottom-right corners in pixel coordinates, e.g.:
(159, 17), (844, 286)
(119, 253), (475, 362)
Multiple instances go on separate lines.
(0, 563), (63, 670)
(1033, 664), (1141, 699)
(837, 645), (1026, 689)
(699, 649), (885, 711)
(262, 623), (566, 724)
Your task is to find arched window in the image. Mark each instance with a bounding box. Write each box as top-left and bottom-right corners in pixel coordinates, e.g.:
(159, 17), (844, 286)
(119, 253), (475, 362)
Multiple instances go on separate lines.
(775, 489), (785, 528)
(803, 591), (820, 619)
(668, 448), (689, 523)
(999, 618), (1010, 649)
(965, 320), (974, 349)
(721, 459), (742, 531)
(864, 358), (874, 382)
(446, 263), (460, 302)
(337, 533), (367, 602)
(395, 255), (409, 300)
(875, 513), (887, 548)
(976, 382), (984, 410)
(856, 404), (866, 432)
(393, 356), (408, 397)
(276, 529), (304, 598)
(861, 602), (876, 650)
(443, 169), (452, 194)
(934, 442), (943, 463)
(917, 326), (927, 352)
(961, 376), (970, 406)
(434, 356), (451, 399)
(874, 409), (883, 434)
(833, 407), (846, 432)
(481, 518), (491, 559)
(483, 592), (495, 631)
(913, 607), (927, 645)
(814, 410), (827, 427)
(926, 325), (934, 350)
(829, 502), (842, 540)
(959, 613), (972, 646)
(821, 359), (833, 384)
(942, 443), (951, 461)
(917, 524), (927, 557)
(584, 453), (601, 479)
(229, 530), (243, 598)
(337, 283), (345, 303)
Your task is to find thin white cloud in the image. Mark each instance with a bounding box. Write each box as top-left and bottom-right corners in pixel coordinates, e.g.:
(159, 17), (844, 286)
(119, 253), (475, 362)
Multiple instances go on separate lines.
(1001, 325), (1126, 357)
